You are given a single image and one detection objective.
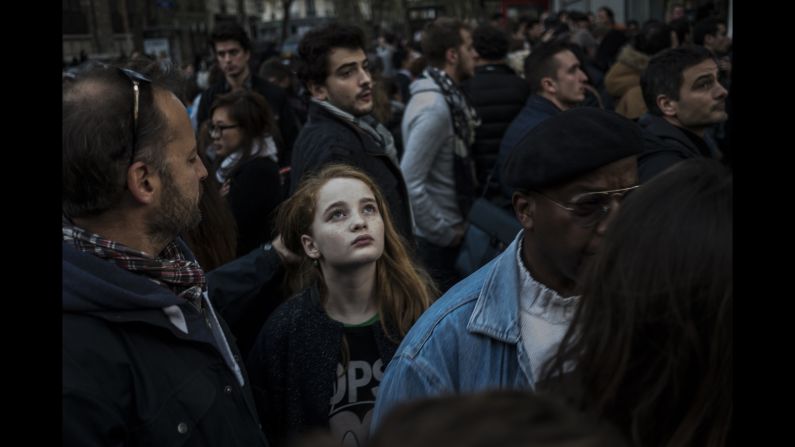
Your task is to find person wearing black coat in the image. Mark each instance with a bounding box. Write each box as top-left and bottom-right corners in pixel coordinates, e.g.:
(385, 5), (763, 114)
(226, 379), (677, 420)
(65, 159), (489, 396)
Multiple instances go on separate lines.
(197, 22), (300, 166)
(248, 286), (400, 446)
(636, 46), (727, 182)
(63, 241), (268, 447)
(208, 90), (285, 258)
(290, 103), (413, 245)
(637, 113), (722, 182)
(461, 24), (531, 192)
(63, 65), (268, 446)
(247, 164), (435, 446)
(290, 24), (415, 247)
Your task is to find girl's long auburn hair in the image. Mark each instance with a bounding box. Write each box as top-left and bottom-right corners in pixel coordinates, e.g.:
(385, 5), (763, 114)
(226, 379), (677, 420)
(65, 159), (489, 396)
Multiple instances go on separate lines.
(276, 164), (437, 340)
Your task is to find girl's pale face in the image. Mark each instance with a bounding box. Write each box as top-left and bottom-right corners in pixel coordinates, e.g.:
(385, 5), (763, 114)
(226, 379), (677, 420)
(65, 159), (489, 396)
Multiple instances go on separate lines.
(301, 178), (385, 269)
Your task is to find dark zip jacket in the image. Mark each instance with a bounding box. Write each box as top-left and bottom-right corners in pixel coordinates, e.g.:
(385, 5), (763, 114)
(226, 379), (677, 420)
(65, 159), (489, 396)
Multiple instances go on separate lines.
(290, 103), (415, 247)
(62, 240), (268, 446)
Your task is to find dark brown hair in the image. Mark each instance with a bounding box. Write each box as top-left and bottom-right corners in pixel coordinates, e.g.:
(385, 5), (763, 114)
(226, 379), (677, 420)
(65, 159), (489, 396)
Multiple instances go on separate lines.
(296, 23), (366, 89)
(421, 18), (470, 67)
(63, 64), (172, 217)
(543, 158), (733, 446)
(523, 41), (572, 94)
(641, 45), (715, 116)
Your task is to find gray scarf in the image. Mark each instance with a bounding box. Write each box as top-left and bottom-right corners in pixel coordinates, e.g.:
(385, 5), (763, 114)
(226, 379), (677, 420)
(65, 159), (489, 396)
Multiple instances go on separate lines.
(311, 98), (399, 165)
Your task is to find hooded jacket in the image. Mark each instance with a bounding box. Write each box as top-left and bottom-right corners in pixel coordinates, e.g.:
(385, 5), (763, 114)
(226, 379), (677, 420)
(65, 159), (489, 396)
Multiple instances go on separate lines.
(400, 77), (464, 246)
(62, 241), (268, 446)
(637, 113), (721, 182)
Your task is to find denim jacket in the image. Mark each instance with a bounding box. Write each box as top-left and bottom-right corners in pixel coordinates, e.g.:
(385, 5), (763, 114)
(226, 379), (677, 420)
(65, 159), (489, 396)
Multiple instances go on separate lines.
(371, 230), (576, 430)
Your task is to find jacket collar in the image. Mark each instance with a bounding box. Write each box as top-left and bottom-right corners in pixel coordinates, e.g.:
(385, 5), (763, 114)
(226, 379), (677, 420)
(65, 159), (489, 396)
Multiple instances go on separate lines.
(475, 63), (517, 75)
(638, 113), (716, 157)
(526, 94), (562, 114)
(467, 231), (524, 343)
(466, 230), (577, 342)
(219, 73), (254, 93)
(308, 102), (392, 158)
(62, 242), (183, 312)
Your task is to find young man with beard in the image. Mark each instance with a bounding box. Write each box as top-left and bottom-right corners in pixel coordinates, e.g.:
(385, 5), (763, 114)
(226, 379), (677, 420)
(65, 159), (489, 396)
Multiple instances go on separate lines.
(400, 17), (480, 292)
(290, 23), (415, 247)
(62, 66), (269, 446)
(638, 45), (728, 182)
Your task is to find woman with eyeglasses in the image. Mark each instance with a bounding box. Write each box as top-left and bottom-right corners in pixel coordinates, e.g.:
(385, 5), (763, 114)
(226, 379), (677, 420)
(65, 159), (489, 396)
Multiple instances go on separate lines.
(540, 158), (733, 447)
(246, 164), (437, 447)
(208, 89), (284, 257)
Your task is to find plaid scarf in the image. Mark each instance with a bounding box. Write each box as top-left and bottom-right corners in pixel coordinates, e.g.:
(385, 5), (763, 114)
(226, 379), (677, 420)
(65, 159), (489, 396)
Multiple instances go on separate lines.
(62, 216), (206, 303)
(311, 97), (399, 165)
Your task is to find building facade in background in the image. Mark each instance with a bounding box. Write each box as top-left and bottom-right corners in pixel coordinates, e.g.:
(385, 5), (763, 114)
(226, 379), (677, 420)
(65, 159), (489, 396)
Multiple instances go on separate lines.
(63, 0), (731, 66)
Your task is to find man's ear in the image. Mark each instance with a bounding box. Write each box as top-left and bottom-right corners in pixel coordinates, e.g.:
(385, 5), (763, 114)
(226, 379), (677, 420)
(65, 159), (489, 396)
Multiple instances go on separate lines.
(656, 94), (678, 118)
(308, 81), (328, 101)
(540, 76), (557, 95)
(512, 192), (536, 231)
(126, 161), (159, 205)
(300, 234), (321, 259)
(446, 47), (459, 66)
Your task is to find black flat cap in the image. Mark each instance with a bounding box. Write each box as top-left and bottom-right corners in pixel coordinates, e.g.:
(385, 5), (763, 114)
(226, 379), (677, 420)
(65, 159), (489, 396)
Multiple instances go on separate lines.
(502, 108), (643, 190)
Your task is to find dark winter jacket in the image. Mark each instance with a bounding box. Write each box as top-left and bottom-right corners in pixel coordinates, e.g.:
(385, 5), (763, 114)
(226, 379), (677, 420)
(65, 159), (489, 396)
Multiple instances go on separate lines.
(62, 241), (268, 447)
(247, 286), (399, 446)
(225, 157), (283, 257)
(290, 102), (414, 246)
(461, 63), (531, 187)
(637, 113), (721, 183)
(207, 243), (287, 358)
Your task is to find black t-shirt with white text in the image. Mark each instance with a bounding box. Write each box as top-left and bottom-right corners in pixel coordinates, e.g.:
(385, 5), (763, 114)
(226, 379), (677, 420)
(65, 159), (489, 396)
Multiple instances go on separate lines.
(328, 318), (384, 447)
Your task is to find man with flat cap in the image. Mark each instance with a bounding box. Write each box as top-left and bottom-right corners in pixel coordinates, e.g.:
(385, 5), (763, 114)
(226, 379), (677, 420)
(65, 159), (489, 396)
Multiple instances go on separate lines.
(371, 108), (642, 429)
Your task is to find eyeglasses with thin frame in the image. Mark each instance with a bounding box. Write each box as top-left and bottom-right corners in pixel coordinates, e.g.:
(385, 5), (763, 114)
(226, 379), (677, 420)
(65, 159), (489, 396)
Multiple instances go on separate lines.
(209, 123), (240, 138)
(532, 185), (641, 228)
(117, 68), (152, 165)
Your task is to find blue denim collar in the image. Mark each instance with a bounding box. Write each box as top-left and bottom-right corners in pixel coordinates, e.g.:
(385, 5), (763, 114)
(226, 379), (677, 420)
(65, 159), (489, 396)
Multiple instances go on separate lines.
(467, 230), (578, 342)
(467, 230), (524, 343)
